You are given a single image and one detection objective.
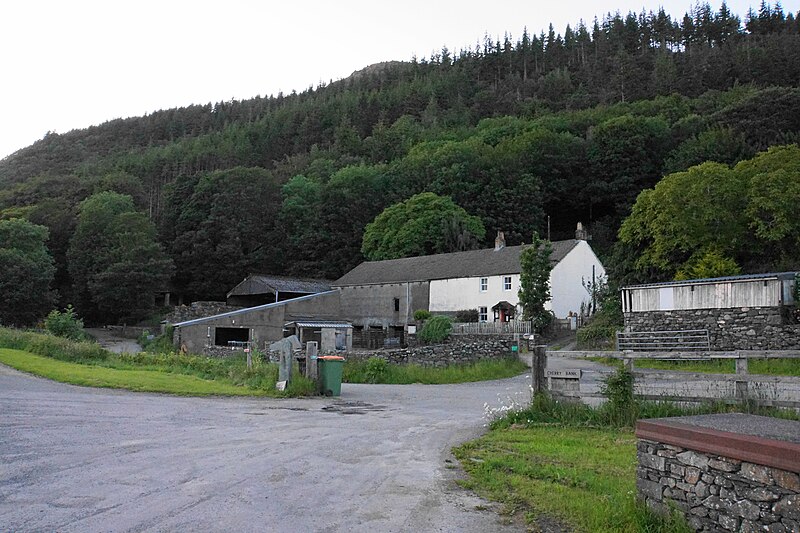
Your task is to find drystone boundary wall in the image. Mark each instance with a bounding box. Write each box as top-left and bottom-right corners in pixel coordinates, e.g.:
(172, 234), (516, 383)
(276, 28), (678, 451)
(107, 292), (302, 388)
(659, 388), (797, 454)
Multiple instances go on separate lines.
(342, 338), (513, 367)
(636, 415), (800, 532)
(624, 307), (800, 350)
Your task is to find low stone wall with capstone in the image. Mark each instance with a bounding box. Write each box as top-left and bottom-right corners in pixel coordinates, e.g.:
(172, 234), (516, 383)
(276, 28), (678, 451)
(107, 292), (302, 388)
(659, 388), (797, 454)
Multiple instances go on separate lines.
(636, 414), (800, 532)
(342, 337), (513, 367)
(624, 307), (800, 350)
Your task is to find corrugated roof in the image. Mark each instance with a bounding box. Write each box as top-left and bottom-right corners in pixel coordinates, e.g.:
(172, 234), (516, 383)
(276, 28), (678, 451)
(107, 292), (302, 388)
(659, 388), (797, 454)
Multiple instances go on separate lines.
(623, 272), (798, 290)
(287, 321), (353, 328)
(333, 240), (579, 286)
(227, 274), (332, 298)
(172, 291), (338, 327)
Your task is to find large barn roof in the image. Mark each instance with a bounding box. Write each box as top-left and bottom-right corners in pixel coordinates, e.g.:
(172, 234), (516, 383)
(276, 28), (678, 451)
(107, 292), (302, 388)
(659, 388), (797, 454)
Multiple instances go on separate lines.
(333, 240), (579, 286)
(227, 274), (331, 298)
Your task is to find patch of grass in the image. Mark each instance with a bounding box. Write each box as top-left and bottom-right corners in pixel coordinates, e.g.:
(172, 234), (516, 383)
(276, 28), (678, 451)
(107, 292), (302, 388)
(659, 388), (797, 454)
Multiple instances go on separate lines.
(343, 356), (527, 384)
(0, 327), (316, 397)
(0, 349), (266, 396)
(453, 425), (690, 533)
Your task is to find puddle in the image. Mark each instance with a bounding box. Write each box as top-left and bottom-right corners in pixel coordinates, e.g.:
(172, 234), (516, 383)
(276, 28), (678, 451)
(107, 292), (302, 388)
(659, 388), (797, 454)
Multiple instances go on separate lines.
(321, 401), (388, 415)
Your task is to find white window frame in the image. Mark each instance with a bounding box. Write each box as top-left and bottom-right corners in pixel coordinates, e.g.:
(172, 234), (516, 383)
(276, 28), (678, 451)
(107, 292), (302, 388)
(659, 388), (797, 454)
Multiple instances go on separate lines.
(479, 306), (488, 322)
(503, 276), (512, 291)
(479, 277), (488, 292)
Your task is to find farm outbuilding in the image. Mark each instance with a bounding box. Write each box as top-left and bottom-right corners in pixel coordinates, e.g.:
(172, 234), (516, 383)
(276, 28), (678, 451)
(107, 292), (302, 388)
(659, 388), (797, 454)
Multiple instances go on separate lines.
(621, 272), (800, 351)
(171, 290), (342, 354)
(226, 274), (331, 307)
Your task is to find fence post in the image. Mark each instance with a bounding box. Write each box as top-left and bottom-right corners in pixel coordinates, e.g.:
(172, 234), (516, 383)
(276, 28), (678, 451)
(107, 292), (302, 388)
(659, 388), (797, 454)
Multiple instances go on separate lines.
(735, 353), (749, 402)
(532, 345), (547, 395)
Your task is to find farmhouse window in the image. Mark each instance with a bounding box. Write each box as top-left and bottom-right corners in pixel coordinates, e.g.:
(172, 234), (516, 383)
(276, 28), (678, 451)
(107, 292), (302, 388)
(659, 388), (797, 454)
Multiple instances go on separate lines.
(479, 277), (488, 292)
(479, 306), (488, 322)
(503, 276), (512, 291)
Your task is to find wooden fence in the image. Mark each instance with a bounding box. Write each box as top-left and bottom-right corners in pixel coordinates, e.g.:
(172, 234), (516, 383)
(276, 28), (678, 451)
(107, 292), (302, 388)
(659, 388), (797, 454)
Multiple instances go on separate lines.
(540, 349), (800, 409)
(451, 321), (532, 335)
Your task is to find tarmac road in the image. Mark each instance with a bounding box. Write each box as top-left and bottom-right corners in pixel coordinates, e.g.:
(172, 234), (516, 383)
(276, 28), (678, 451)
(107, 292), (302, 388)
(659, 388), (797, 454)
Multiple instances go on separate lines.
(0, 363), (536, 533)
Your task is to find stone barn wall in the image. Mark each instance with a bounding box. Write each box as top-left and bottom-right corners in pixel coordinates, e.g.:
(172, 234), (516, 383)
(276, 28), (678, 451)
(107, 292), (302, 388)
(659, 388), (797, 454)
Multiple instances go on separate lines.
(624, 307), (800, 350)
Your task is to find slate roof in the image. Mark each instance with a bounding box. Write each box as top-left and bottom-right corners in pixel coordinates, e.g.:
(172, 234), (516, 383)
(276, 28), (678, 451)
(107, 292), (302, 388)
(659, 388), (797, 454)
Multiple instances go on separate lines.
(624, 272), (798, 290)
(173, 291), (339, 327)
(227, 274), (332, 298)
(333, 240), (580, 286)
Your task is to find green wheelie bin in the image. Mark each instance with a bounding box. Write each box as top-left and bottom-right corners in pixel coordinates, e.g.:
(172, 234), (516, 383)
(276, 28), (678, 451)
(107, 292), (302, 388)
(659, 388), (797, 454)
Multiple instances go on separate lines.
(317, 355), (345, 396)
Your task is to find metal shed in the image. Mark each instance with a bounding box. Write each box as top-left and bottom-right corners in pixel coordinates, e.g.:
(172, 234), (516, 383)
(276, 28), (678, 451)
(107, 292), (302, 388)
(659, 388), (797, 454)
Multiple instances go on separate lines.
(284, 321), (353, 353)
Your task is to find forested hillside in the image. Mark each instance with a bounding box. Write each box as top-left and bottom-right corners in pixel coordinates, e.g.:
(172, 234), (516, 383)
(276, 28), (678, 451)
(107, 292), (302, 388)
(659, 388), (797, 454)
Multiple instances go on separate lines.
(1, 1), (799, 323)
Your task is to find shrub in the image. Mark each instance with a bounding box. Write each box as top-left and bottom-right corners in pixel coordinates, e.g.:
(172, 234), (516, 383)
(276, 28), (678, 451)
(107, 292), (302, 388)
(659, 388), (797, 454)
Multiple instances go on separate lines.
(417, 315), (452, 343)
(364, 357), (389, 383)
(454, 309), (479, 322)
(600, 368), (639, 427)
(139, 326), (175, 354)
(413, 309), (432, 321)
(44, 306), (87, 341)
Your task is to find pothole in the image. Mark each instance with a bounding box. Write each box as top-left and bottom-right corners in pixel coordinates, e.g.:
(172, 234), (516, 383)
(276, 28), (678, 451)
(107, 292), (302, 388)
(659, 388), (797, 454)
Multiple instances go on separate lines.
(321, 401), (388, 415)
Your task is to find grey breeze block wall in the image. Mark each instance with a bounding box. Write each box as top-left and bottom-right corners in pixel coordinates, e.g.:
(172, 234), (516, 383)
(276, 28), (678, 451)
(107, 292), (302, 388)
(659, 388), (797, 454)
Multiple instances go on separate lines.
(636, 415), (800, 533)
(337, 282), (430, 329)
(341, 337), (513, 367)
(624, 307), (800, 350)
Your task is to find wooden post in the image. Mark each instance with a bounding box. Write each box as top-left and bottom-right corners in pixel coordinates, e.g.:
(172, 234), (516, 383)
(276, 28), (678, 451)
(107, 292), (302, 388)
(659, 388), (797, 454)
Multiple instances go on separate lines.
(624, 357), (634, 372)
(735, 354), (749, 402)
(532, 345), (547, 395)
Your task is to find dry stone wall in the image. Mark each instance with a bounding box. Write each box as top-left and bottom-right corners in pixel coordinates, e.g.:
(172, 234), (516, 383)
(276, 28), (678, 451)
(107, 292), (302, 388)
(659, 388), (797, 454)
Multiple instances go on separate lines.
(342, 338), (513, 367)
(624, 307), (800, 350)
(637, 440), (800, 532)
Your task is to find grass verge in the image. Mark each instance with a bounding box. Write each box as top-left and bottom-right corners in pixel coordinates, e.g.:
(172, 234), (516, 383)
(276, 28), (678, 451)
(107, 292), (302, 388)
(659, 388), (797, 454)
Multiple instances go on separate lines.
(0, 349), (266, 396)
(0, 327), (316, 396)
(343, 356), (527, 384)
(453, 426), (690, 533)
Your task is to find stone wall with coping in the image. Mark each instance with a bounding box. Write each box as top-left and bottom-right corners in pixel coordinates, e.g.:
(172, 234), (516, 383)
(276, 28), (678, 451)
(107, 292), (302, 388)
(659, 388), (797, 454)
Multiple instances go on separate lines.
(636, 415), (800, 532)
(624, 307), (800, 350)
(637, 440), (799, 532)
(341, 337), (513, 367)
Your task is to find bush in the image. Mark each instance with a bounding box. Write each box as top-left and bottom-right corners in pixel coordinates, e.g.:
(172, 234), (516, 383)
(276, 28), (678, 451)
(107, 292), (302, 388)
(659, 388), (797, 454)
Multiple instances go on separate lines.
(417, 315), (452, 343)
(413, 309), (432, 321)
(454, 309), (479, 322)
(600, 368), (639, 427)
(44, 306), (86, 341)
(577, 324), (618, 349)
(364, 357), (389, 383)
(139, 326), (175, 354)
(0, 327), (107, 362)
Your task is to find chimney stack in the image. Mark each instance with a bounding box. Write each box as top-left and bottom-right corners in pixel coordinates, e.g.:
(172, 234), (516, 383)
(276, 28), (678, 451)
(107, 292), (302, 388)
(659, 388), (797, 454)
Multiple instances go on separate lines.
(494, 230), (506, 251)
(575, 222), (588, 241)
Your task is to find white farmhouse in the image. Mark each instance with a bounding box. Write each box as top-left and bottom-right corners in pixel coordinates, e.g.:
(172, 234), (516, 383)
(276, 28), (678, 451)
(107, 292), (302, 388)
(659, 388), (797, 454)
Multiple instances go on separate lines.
(333, 226), (605, 326)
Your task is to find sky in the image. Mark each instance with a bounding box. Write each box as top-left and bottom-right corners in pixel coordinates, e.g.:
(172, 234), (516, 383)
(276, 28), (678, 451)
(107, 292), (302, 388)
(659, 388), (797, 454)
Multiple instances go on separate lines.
(0, 0), (792, 160)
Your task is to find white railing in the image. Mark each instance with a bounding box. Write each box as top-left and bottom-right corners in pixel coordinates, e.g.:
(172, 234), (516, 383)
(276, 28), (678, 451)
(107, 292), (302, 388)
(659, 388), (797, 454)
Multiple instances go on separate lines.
(451, 321), (532, 335)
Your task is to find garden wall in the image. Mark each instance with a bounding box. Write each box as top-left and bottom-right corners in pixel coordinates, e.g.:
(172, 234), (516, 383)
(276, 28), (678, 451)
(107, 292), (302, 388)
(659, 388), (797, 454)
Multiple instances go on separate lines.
(636, 414), (800, 532)
(342, 337), (513, 367)
(624, 307), (800, 350)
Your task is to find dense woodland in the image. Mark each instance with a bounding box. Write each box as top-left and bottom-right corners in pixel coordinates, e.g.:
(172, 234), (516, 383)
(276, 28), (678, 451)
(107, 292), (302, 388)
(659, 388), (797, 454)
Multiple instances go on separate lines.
(1, 1), (799, 324)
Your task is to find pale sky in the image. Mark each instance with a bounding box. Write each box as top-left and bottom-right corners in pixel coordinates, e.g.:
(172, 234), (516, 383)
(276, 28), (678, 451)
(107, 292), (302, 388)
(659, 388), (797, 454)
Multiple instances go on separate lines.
(0, 0), (789, 160)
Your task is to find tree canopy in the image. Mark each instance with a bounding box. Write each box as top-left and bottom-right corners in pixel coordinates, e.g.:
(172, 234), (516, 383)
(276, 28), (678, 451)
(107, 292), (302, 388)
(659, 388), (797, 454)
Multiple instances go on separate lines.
(362, 192), (486, 260)
(518, 232), (553, 330)
(68, 192), (173, 322)
(618, 145), (800, 281)
(0, 218), (55, 326)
